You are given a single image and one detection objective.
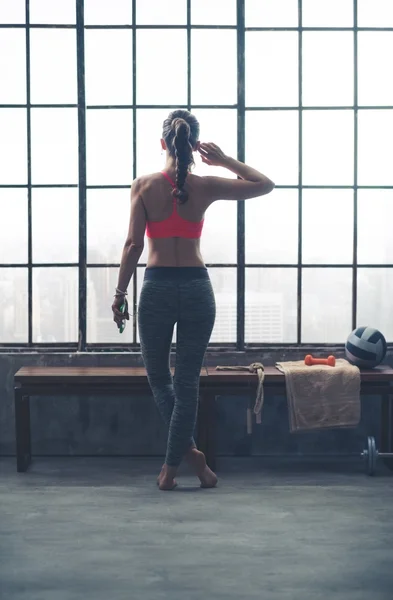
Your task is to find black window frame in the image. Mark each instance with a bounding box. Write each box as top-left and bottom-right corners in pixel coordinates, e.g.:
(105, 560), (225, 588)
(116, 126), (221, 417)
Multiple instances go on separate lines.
(1, 0), (393, 352)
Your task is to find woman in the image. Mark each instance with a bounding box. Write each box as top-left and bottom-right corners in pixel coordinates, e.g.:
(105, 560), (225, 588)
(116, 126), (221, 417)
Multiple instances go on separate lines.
(112, 109), (274, 490)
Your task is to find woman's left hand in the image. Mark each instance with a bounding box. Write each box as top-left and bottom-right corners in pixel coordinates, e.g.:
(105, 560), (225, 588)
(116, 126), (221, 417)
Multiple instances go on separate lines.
(112, 295), (130, 329)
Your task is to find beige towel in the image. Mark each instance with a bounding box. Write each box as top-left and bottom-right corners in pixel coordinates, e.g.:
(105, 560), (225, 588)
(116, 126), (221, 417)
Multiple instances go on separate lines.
(275, 358), (361, 433)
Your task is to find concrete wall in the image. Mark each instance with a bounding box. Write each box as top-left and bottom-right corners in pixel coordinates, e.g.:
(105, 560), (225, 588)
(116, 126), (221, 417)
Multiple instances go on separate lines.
(1, 348), (390, 458)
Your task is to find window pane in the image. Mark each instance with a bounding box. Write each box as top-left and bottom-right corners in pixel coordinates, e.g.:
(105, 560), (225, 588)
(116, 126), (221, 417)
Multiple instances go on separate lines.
(33, 267), (78, 342)
(357, 269), (393, 342)
(302, 269), (352, 343)
(191, 31), (236, 105)
(246, 0), (298, 27)
(192, 0), (236, 25)
(302, 0), (353, 27)
(87, 267), (133, 343)
(31, 108), (78, 184)
(32, 189), (78, 263)
(0, 0), (25, 23)
(358, 0), (393, 27)
(0, 109), (27, 184)
(0, 268), (28, 343)
(136, 108), (168, 177)
(209, 268), (236, 343)
(358, 190), (393, 264)
(0, 30), (26, 103)
(137, 30), (187, 105)
(303, 111), (354, 185)
(302, 190), (354, 264)
(246, 189), (298, 264)
(246, 32), (298, 107)
(358, 110), (393, 186)
(0, 189), (28, 263)
(245, 268), (297, 343)
(137, 0), (186, 24)
(246, 111), (298, 185)
(30, 29), (77, 104)
(30, 0), (76, 23)
(85, 30), (133, 106)
(303, 33), (353, 107)
(201, 201), (237, 264)
(358, 33), (393, 106)
(193, 109), (237, 178)
(87, 189), (130, 264)
(86, 109), (133, 185)
(85, 0), (132, 25)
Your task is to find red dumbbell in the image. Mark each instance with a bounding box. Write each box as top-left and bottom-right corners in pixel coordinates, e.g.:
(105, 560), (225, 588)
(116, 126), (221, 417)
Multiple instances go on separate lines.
(305, 354), (336, 367)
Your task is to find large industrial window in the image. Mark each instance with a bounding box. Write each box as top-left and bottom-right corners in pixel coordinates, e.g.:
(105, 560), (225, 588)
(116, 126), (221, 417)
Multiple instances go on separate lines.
(0, 0), (392, 351)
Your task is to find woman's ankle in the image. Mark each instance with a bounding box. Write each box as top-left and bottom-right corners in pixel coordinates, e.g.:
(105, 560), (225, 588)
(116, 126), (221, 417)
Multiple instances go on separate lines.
(186, 447), (202, 459)
(161, 464), (178, 479)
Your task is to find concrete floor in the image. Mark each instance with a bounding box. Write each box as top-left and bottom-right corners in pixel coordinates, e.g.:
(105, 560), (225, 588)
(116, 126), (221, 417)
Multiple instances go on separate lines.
(0, 457), (392, 600)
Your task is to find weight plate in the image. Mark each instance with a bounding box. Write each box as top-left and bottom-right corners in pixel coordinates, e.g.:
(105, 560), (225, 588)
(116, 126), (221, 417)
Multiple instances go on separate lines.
(367, 436), (377, 476)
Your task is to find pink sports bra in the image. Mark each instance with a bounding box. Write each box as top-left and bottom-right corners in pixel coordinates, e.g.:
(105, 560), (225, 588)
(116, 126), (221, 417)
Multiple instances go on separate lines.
(145, 172), (204, 239)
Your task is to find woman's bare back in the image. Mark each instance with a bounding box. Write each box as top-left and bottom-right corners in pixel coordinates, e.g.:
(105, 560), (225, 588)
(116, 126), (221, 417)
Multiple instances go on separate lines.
(140, 172), (209, 268)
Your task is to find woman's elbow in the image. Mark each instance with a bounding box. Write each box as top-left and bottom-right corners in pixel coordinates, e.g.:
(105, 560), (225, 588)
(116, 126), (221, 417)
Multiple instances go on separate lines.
(261, 180), (275, 196)
(125, 239), (144, 255)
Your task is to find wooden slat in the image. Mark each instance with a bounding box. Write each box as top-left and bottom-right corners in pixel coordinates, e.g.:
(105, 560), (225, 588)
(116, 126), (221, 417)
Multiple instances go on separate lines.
(14, 365), (280, 384)
(14, 366), (207, 385)
(209, 365), (393, 383)
(14, 364), (393, 386)
(15, 367), (148, 378)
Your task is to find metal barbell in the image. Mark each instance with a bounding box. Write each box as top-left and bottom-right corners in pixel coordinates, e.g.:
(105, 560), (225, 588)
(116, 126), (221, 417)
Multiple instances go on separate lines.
(361, 436), (393, 475)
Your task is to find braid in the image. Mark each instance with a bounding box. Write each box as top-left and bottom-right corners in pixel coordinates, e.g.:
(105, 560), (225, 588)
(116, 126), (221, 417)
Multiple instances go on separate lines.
(162, 110), (200, 203)
(172, 118), (194, 204)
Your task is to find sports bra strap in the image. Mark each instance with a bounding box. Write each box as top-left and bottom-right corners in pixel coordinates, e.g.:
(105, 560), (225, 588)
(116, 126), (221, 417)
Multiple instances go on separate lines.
(161, 171), (176, 189)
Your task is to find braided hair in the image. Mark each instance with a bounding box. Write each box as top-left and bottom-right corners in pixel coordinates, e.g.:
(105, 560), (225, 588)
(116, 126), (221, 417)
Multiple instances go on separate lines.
(162, 110), (200, 204)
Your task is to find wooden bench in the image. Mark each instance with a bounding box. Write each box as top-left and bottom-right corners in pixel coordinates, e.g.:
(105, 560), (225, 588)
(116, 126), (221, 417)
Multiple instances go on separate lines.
(14, 365), (393, 473)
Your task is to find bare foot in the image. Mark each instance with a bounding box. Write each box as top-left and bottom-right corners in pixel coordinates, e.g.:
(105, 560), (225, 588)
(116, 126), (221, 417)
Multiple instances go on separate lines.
(186, 448), (218, 488)
(157, 464), (165, 486)
(157, 465), (178, 491)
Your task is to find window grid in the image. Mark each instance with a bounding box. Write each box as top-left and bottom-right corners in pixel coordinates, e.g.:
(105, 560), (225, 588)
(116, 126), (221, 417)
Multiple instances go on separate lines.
(353, 0), (359, 339)
(236, 0), (245, 350)
(25, 0), (32, 345)
(297, 0), (303, 344)
(1, 0), (392, 350)
(131, 0), (137, 344)
(76, 0), (87, 351)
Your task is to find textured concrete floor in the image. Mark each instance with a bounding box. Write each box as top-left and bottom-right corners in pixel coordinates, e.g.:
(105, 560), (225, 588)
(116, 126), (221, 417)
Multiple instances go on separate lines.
(0, 457), (392, 600)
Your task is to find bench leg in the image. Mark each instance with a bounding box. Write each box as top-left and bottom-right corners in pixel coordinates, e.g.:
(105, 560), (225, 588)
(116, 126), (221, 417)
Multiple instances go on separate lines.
(197, 392), (217, 472)
(15, 387), (32, 473)
(381, 393), (393, 471)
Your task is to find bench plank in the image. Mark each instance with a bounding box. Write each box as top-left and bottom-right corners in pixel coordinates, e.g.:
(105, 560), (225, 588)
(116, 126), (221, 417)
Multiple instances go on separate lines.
(14, 364), (393, 385)
(14, 366), (207, 385)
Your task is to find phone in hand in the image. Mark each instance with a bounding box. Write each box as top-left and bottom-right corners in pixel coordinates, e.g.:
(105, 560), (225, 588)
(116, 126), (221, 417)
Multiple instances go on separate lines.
(119, 301), (127, 334)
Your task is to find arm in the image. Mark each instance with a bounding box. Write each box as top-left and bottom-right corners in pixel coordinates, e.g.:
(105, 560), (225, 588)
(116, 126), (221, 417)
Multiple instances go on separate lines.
(198, 142), (275, 202)
(112, 178), (146, 327)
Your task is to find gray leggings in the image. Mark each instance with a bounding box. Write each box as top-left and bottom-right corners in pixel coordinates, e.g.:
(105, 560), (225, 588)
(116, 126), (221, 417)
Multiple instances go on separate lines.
(138, 267), (216, 467)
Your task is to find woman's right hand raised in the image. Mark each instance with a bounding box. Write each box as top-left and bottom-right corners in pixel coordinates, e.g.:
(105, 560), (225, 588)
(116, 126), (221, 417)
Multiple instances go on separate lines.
(198, 142), (228, 167)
